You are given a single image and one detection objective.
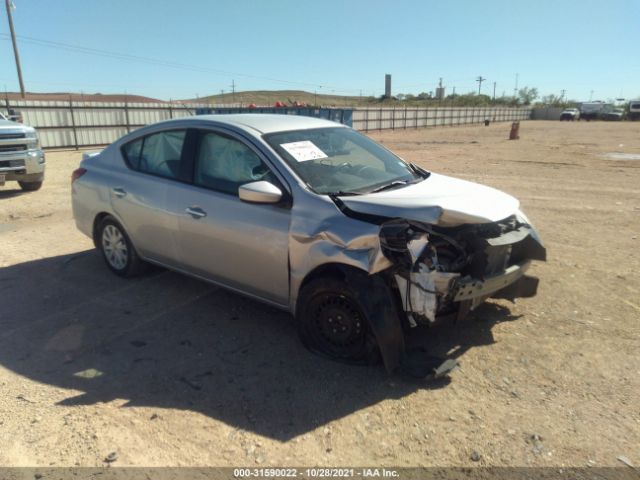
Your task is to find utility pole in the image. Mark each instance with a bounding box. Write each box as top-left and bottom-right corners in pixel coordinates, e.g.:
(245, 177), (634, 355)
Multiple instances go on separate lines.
(514, 73), (519, 98)
(5, 0), (25, 98)
(230, 80), (236, 106)
(493, 82), (496, 101)
(560, 89), (566, 102)
(476, 76), (486, 95)
(589, 90), (594, 101)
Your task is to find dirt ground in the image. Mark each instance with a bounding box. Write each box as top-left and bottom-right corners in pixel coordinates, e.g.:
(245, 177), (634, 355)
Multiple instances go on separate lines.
(0, 120), (638, 468)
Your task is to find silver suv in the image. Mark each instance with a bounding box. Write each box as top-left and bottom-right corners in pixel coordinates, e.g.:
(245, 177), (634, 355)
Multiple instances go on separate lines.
(0, 112), (45, 191)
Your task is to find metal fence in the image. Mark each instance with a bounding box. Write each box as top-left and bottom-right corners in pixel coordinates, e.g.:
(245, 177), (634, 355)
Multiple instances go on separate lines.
(2, 98), (531, 149)
(352, 107), (531, 131)
(3, 98), (210, 149)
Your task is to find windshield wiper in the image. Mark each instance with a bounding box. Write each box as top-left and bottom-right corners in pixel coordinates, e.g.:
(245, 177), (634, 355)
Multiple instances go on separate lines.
(328, 190), (362, 196)
(367, 165), (429, 194)
(369, 180), (412, 194)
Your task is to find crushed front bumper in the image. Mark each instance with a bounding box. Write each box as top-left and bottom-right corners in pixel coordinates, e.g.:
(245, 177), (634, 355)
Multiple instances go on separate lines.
(380, 214), (545, 326)
(453, 260), (538, 302)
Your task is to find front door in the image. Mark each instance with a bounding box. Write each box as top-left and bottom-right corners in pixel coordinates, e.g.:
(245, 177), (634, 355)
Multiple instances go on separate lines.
(168, 129), (291, 305)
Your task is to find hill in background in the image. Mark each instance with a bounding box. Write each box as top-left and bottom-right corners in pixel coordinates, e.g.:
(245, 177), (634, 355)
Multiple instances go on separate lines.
(3, 90), (368, 106)
(184, 90), (368, 106)
(3, 92), (166, 103)
(4, 89), (529, 107)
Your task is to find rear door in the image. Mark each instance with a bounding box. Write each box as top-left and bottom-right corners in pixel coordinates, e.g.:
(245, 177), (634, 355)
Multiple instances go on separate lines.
(111, 129), (189, 265)
(166, 129), (291, 305)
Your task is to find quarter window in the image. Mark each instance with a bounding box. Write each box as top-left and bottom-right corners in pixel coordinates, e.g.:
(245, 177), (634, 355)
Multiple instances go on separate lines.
(195, 132), (275, 195)
(122, 138), (143, 169)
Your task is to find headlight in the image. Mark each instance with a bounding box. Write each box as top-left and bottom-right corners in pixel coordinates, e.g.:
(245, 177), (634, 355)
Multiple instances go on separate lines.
(25, 130), (40, 149)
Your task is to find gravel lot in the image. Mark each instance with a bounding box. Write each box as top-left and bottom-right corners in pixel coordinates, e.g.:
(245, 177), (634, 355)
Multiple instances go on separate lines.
(0, 120), (638, 468)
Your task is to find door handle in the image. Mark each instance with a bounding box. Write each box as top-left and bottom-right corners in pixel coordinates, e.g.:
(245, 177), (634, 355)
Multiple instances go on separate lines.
(185, 206), (207, 219)
(112, 187), (127, 198)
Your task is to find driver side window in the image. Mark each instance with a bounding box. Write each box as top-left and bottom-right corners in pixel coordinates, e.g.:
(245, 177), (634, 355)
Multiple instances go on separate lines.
(194, 131), (276, 195)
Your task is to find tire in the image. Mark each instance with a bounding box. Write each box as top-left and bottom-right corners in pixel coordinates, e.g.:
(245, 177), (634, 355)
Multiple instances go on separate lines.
(18, 181), (42, 191)
(97, 216), (146, 277)
(296, 277), (372, 362)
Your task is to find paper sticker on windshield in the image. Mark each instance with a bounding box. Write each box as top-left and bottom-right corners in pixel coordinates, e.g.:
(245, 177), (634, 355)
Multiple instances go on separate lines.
(280, 141), (328, 162)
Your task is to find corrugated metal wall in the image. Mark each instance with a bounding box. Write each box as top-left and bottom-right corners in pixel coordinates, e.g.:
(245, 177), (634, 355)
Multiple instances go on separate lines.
(4, 100), (208, 149)
(352, 107), (531, 131)
(3, 100), (531, 149)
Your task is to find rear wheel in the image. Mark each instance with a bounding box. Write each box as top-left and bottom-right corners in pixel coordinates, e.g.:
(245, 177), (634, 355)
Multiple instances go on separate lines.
(98, 216), (145, 277)
(296, 278), (371, 362)
(18, 181), (42, 191)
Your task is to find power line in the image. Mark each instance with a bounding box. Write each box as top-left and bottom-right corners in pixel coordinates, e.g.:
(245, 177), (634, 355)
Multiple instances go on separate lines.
(0, 32), (364, 94)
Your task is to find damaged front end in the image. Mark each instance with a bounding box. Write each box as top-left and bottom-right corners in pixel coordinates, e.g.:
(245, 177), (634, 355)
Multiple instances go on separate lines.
(379, 212), (546, 326)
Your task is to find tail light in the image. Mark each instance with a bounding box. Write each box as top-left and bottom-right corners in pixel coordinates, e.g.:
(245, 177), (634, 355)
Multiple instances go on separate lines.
(71, 168), (87, 184)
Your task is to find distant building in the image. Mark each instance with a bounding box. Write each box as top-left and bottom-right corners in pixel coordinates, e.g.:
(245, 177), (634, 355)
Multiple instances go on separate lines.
(435, 87), (445, 100)
(384, 74), (392, 99)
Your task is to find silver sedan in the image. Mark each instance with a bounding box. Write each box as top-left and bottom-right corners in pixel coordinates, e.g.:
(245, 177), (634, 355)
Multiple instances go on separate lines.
(72, 114), (545, 374)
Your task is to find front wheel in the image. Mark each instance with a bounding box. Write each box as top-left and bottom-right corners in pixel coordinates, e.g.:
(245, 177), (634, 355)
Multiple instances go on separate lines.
(98, 216), (145, 277)
(18, 181), (42, 191)
(296, 278), (372, 362)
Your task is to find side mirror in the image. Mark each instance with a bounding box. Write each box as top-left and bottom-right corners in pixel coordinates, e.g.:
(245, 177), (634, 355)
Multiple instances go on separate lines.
(239, 181), (283, 204)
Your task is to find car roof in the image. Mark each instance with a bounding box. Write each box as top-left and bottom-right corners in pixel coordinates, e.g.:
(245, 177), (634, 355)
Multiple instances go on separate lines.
(188, 114), (345, 135)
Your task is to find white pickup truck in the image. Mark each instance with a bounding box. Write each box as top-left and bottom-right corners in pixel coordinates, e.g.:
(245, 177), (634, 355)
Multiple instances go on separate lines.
(579, 101), (606, 121)
(560, 108), (580, 121)
(629, 100), (640, 121)
(0, 112), (45, 191)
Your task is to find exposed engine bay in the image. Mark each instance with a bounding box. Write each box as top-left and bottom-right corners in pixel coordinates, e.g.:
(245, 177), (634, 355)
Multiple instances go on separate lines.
(379, 213), (546, 325)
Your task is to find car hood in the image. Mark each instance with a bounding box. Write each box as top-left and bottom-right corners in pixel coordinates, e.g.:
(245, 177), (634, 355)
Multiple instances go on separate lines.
(0, 119), (28, 130)
(339, 172), (520, 226)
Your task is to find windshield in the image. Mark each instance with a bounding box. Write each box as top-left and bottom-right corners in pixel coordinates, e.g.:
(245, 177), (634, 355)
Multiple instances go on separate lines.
(264, 127), (424, 195)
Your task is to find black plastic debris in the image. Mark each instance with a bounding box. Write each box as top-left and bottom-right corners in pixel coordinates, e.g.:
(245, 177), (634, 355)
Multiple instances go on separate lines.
(399, 348), (459, 380)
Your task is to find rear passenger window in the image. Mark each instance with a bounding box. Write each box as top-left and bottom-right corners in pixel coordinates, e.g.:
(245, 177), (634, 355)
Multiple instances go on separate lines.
(122, 130), (187, 181)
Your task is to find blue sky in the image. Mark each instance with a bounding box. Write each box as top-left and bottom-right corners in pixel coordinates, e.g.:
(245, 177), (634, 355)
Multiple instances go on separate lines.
(1, 0), (638, 101)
